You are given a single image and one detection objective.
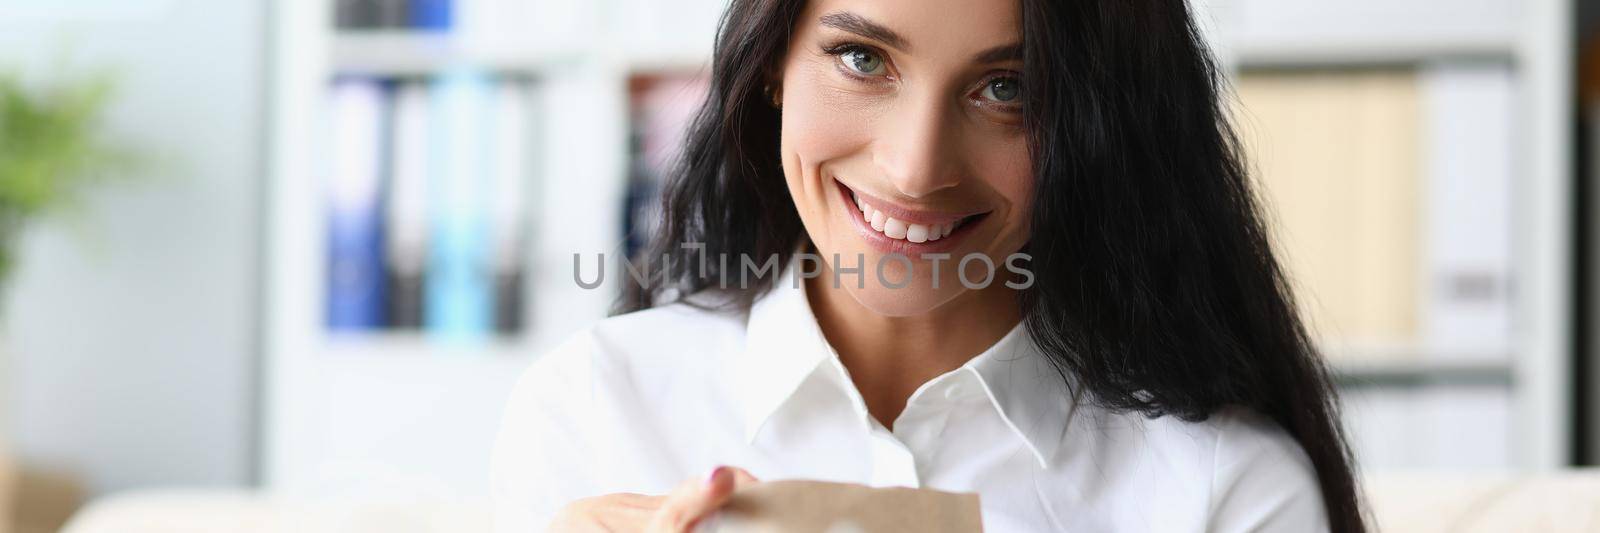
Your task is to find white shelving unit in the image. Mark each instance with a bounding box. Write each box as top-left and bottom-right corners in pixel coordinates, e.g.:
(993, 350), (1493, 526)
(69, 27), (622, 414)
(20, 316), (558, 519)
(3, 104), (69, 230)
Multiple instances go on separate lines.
(265, 0), (726, 498)
(328, 32), (577, 76)
(1203, 0), (1522, 67)
(1205, 0), (1574, 471)
(264, 0), (1576, 499)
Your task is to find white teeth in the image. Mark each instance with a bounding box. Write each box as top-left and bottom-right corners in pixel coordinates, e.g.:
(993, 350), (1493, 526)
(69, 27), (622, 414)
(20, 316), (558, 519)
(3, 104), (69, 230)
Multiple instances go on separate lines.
(906, 223), (929, 243)
(883, 218), (908, 239)
(853, 194), (970, 243)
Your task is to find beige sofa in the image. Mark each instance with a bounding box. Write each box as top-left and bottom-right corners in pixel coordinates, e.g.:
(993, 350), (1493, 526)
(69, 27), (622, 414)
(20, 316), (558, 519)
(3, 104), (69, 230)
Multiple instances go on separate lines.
(54, 470), (1600, 533)
(0, 449), (85, 533)
(1362, 471), (1600, 532)
(61, 491), (489, 533)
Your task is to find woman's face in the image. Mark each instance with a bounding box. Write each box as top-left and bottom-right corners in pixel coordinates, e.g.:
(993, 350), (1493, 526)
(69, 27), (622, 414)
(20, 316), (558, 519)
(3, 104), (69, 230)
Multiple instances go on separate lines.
(777, 0), (1033, 316)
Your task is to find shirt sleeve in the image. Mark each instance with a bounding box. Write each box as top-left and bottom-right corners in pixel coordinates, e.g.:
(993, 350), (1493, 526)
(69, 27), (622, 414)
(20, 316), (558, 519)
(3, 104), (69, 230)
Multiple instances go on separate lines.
(1206, 406), (1331, 532)
(490, 331), (599, 533)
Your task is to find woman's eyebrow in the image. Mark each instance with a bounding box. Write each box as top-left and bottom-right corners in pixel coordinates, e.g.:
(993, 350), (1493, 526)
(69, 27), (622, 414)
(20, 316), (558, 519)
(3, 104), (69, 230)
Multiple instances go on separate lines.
(818, 11), (910, 53)
(818, 11), (1020, 65)
(974, 43), (1023, 63)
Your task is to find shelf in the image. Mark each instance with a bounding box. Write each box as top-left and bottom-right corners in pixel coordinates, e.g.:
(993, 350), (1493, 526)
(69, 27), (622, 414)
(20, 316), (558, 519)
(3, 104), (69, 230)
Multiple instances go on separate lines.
(320, 332), (541, 359)
(331, 31), (580, 76)
(1333, 358), (1512, 388)
(624, 55), (712, 76)
(1226, 35), (1517, 68)
(330, 31), (716, 77)
(1323, 341), (1512, 387)
(1205, 0), (1520, 67)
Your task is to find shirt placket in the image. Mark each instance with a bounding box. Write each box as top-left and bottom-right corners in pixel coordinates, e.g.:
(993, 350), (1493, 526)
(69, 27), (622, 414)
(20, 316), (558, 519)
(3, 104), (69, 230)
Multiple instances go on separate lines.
(819, 355), (921, 487)
(893, 372), (968, 484)
(830, 359), (970, 489)
(866, 418), (920, 487)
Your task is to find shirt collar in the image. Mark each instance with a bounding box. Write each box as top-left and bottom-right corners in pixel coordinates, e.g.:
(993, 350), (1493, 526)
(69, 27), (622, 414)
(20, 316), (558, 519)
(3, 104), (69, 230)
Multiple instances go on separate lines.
(732, 253), (1078, 469)
(734, 254), (835, 442)
(961, 319), (1077, 469)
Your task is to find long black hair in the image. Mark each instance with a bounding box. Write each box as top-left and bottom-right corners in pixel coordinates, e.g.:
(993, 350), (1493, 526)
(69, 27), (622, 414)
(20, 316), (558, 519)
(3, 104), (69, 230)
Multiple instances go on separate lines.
(620, 1), (1367, 530)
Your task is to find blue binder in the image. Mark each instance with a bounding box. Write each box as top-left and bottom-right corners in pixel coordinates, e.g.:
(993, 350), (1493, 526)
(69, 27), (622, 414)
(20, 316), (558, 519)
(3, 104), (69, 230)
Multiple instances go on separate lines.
(326, 78), (389, 331)
(409, 0), (452, 31)
(424, 70), (494, 341)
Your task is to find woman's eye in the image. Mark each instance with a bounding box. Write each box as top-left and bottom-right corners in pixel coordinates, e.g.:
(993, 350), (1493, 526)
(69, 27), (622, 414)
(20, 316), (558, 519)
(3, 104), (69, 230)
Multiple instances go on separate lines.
(980, 77), (1021, 104)
(840, 48), (887, 76)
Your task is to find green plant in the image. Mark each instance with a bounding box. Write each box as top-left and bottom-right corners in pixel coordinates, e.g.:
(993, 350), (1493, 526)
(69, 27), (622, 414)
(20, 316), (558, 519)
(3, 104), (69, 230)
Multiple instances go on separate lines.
(0, 73), (133, 282)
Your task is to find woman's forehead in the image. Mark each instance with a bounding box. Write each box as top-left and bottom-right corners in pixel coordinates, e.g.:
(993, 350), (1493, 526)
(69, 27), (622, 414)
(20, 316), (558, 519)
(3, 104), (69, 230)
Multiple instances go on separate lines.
(799, 0), (1023, 55)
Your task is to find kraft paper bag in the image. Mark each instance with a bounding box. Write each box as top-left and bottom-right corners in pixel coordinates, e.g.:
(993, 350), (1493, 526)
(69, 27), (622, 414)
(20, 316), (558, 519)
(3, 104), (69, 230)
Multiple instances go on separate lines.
(703, 480), (984, 533)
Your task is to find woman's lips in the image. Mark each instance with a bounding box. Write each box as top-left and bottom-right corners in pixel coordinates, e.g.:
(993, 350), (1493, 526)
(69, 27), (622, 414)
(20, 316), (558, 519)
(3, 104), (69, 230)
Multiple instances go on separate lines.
(833, 178), (988, 252)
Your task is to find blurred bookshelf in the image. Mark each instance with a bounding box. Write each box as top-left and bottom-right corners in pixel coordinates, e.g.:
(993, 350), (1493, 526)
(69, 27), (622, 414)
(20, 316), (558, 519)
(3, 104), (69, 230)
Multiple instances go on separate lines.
(265, 0), (720, 499)
(330, 32), (580, 76)
(1206, 0), (1574, 473)
(1203, 0), (1522, 68)
(264, 0), (1576, 499)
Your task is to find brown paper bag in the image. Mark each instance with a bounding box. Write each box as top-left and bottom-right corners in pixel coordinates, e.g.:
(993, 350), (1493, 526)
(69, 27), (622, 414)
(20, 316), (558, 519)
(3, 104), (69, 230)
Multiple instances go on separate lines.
(705, 480), (984, 533)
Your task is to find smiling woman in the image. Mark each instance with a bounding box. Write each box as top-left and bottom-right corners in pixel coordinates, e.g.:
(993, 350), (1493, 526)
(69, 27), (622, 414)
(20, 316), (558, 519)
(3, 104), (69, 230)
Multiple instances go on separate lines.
(491, 0), (1366, 532)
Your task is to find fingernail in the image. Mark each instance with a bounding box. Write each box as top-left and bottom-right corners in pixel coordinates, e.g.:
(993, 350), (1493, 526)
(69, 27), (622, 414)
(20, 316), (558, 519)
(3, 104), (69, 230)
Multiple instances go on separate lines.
(704, 466), (728, 488)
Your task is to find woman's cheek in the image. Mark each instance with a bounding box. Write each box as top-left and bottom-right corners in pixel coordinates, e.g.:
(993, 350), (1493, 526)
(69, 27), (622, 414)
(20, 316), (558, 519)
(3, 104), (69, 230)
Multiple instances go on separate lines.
(976, 138), (1034, 251)
(781, 83), (878, 201)
(784, 84), (878, 160)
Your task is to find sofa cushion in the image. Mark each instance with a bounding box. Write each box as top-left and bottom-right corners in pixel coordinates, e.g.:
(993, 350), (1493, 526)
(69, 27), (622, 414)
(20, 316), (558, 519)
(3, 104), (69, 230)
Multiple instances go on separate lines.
(61, 490), (490, 533)
(1366, 470), (1600, 533)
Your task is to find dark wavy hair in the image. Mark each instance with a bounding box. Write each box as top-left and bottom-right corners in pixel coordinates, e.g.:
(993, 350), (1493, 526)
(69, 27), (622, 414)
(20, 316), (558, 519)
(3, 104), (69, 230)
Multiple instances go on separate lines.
(619, 0), (1367, 530)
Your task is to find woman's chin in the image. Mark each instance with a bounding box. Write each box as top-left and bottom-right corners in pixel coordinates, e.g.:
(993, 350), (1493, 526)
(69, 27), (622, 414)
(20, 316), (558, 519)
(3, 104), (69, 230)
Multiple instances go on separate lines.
(809, 237), (973, 317)
(837, 283), (963, 318)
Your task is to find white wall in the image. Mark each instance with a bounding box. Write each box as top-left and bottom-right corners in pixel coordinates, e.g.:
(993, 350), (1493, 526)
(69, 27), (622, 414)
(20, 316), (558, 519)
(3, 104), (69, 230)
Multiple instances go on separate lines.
(0, 0), (266, 493)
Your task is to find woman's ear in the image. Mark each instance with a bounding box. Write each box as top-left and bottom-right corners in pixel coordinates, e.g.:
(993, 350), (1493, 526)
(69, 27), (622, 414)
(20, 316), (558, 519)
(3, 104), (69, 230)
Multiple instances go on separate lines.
(764, 83), (783, 108)
(762, 73), (784, 109)
(761, 60), (784, 108)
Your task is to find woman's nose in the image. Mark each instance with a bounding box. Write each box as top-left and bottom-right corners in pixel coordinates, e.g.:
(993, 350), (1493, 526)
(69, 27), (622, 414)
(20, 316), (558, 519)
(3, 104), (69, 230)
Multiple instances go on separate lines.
(872, 90), (964, 199)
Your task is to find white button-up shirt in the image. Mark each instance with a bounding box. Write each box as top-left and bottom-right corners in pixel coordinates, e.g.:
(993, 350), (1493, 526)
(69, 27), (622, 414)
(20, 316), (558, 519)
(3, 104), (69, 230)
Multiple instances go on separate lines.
(490, 263), (1329, 532)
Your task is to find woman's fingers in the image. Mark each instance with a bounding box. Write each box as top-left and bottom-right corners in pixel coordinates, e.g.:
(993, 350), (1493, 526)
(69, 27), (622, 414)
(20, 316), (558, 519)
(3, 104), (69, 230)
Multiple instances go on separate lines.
(549, 493), (663, 532)
(645, 466), (740, 533)
(726, 466), (760, 487)
(551, 466), (762, 533)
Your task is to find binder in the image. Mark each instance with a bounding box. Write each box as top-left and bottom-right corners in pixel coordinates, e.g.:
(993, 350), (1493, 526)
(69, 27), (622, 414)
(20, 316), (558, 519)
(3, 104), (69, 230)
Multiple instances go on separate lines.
(325, 78), (390, 331)
(408, 0), (452, 30)
(385, 81), (431, 329)
(373, 0), (410, 28)
(489, 80), (531, 334)
(424, 70), (494, 340)
(624, 74), (710, 258)
(1232, 69), (1422, 349)
(335, 0), (379, 29)
(1418, 63), (1513, 357)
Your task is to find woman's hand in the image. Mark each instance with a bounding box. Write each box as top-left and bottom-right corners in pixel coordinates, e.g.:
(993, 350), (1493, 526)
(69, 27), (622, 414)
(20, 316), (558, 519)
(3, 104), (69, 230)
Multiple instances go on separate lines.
(549, 466), (759, 533)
